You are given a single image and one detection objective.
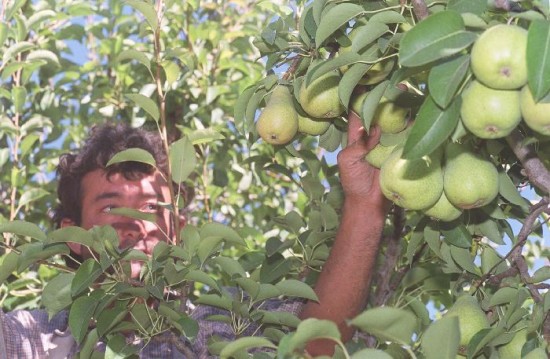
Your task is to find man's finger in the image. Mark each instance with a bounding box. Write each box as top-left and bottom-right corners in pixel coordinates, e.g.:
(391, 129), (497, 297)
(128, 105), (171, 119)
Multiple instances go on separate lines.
(347, 110), (364, 144)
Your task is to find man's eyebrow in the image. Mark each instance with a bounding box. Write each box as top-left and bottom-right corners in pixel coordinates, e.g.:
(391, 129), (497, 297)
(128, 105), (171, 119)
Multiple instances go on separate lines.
(94, 192), (121, 202)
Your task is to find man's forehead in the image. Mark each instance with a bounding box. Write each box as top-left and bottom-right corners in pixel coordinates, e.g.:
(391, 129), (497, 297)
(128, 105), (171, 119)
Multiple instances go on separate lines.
(81, 169), (170, 198)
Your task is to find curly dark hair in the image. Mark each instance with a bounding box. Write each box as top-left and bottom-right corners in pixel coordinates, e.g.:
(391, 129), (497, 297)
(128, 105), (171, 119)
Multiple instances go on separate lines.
(51, 123), (171, 228)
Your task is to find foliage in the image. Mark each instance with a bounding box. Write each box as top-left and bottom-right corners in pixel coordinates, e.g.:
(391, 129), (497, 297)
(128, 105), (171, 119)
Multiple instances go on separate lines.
(0, 0), (549, 358)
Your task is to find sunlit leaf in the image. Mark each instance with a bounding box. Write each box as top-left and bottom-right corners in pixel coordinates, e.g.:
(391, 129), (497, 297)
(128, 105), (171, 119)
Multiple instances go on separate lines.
(315, 3), (364, 47)
(0, 220), (46, 241)
(125, 93), (160, 122)
(428, 55), (470, 108)
(124, 0), (158, 30)
(115, 49), (151, 70)
(399, 10), (476, 67)
(106, 148), (156, 168)
(169, 136), (196, 184)
(402, 96), (460, 160)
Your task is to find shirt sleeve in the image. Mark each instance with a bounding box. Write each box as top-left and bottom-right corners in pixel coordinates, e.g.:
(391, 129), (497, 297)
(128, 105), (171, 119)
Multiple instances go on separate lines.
(0, 309), (75, 359)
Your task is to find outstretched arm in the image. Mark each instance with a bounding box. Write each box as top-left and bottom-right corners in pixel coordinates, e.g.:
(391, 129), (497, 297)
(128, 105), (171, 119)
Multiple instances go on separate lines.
(299, 111), (390, 355)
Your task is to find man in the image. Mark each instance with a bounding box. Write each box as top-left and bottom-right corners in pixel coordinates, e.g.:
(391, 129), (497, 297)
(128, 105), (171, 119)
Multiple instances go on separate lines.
(0, 111), (388, 357)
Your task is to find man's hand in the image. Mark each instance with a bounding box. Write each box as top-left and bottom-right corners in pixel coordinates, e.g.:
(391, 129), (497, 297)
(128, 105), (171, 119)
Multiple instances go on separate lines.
(338, 110), (390, 212)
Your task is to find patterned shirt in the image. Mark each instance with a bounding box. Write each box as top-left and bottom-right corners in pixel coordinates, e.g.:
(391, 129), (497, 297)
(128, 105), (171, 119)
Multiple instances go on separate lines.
(0, 299), (304, 358)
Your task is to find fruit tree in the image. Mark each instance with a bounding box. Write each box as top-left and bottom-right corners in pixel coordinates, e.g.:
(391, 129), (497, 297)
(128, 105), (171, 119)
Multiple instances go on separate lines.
(0, 0), (549, 358)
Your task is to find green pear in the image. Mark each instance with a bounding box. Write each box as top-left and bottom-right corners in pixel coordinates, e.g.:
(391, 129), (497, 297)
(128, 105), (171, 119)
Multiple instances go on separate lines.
(520, 85), (550, 136)
(365, 143), (397, 168)
(498, 327), (528, 358)
(351, 92), (408, 134)
(523, 348), (548, 359)
(299, 70), (345, 119)
(460, 80), (521, 139)
(256, 85), (298, 145)
(297, 114), (331, 136)
(470, 24), (527, 90)
(379, 147), (443, 210)
(422, 191), (462, 222)
(443, 142), (499, 209)
(445, 295), (489, 348)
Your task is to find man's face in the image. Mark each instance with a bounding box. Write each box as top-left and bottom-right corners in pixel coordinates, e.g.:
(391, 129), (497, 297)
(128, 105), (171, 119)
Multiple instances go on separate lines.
(62, 168), (174, 278)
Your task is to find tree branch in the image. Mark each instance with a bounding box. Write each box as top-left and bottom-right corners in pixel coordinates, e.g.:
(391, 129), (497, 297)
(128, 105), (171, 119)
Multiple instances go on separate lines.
(505, 129), (550, 195)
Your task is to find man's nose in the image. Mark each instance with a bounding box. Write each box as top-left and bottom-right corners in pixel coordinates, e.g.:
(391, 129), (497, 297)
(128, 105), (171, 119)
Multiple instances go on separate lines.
(113, 219), (146, 248)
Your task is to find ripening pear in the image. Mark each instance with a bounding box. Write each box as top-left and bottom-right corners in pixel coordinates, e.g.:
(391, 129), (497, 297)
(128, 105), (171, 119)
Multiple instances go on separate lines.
(422, 191), (462, 222)
(351, 92), (408, 134)
(297, 114), (331, 136)
(379, 147), (444, 210)
(520, 85), (550, 136)
(523, 348), (549, 359)
(470, 24), (527, 90)
(445, 295), (489, 348)
(498, 327), (528, 358)
(443, 142), (499, 209)
(299, 70), (345, 119)
(365, 143), (397, 168)
(460, 80), (521, 139)
(256, 85), (299, 145)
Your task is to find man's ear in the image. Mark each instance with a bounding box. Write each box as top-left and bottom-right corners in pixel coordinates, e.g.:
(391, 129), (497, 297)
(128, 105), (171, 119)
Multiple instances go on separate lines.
(60, 218), (83, 255)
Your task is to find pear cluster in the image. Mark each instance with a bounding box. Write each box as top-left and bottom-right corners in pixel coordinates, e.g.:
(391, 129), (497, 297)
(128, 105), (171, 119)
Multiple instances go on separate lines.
(462, 24), (550, 137)
(379, 141), (499, 221)
(256, 69), (346, 145)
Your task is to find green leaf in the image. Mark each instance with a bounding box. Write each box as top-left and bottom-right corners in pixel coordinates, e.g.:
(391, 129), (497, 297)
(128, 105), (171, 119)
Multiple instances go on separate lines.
(402, 96), (460, 159)
(399, 10), (476, 67)
(115, 49), (151, 70)
(194, 293), (232, 311)
(0, 220), (46, 241)
(349, 307), (417, 345)
(106, 147), (156, 168)
(200, 222), (246, 247)
(442, 224), (472, 248)
(105, 334), (138, 359)
(288, 319), (341, 350)
(528, 266), (550, 283)
(70, 295), (101, 344)
(97, 303), (129, 337)
(527, 21), (550, 100)
(339, 62), (371, 110)
(42, 273), (75, 319)
(0, 251), (18, 284)
(107, 207), (156, 223)
(211, 256), (246, 278)
(72, 259), (103, 297)
(360, 80), (389, 129)
(422, 316), (460, 359)
(370, 10), (406, 24)
(489, 287), (518, 306)
(219, 337), (276, 359)
(2, 41), (35, 64)
(124, 0), (158, 30)
(275, 279), (318, 301)
(448, 0), (488, 15)
(315, 3), (364, 47)
(428, 55), (470, 108)
(169, 136), (196, 184)
(125, 93), (160, 122)
(498, 170), (529, 210)
(17, 243), (69, 272)
(47, 226), (94, 247)
(17, 188), (49, 211)
(187, 128), (225, 145)
(12, 85), (26, 113)
(185, 269), (220, 291)
(0, 22), (8, 46)
(352, 22), (389, 52)
(450, 245), (479, 275)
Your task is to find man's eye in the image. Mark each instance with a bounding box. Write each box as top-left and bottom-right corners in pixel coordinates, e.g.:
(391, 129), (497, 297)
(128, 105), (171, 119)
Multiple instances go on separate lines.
(142, 203), (159, 213)
(102, 205), (115, 213)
